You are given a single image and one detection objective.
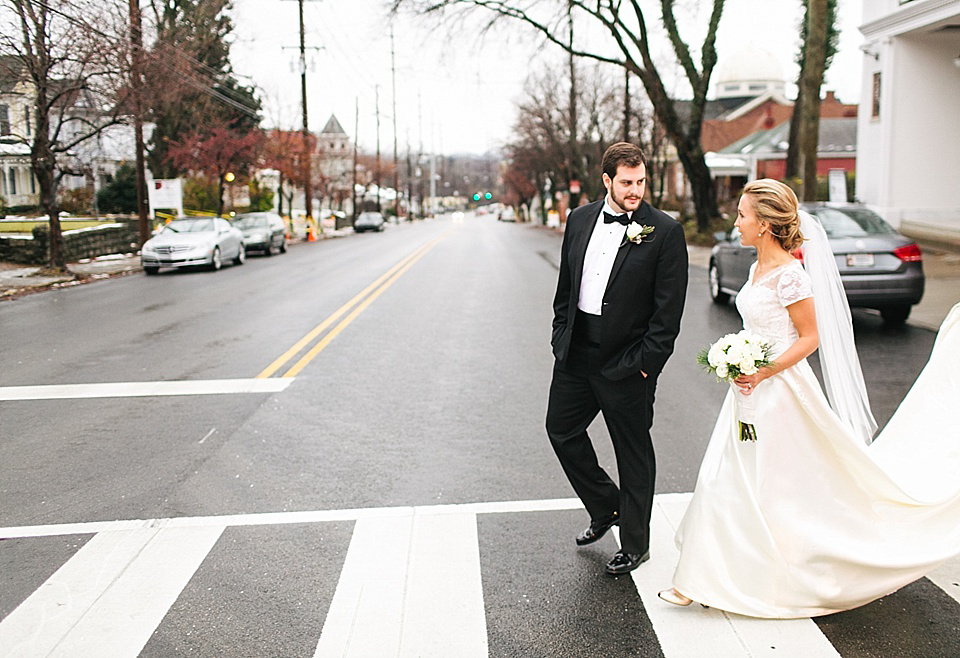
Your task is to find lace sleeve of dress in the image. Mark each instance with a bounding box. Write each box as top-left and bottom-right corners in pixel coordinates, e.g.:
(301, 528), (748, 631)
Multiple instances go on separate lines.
(777, 263), (813, 307)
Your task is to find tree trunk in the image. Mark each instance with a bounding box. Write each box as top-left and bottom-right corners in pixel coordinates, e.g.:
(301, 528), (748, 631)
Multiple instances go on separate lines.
(784, 85), (804, 180)
(217, 175), (225, 217)
(278, 173), (285, 216)
(685, 156), (718, 234)
(799, 0), (828, 202)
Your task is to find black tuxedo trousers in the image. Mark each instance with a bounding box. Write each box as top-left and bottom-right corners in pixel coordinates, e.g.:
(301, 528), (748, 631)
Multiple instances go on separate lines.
(547, 335), (656, 556)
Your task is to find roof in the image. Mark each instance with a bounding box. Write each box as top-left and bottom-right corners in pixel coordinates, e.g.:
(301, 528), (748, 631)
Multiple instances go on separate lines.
(320, 114), (347, 136)
(0, 55), (27, 94)
(719, 117), (857, 156)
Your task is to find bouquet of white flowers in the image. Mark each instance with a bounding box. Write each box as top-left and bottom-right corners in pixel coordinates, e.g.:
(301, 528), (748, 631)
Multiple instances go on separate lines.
(697, 331), (774, 441)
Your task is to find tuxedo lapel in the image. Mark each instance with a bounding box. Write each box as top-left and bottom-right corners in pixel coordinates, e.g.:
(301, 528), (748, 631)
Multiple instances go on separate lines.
(570, 200), (603, 301)
(604, 237), (632, 297)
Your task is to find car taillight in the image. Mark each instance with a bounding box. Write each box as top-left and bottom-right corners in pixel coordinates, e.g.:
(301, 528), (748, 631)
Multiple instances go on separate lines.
(792, 246), (804, 264)
(893, 244), (923, 262)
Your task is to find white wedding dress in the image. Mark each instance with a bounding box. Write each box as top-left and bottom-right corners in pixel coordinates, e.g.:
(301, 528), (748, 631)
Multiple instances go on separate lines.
(672, 259), (960, 618)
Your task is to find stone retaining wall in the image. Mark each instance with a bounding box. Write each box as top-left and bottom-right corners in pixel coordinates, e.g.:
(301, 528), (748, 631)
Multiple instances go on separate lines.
(0, 220), (141, 264)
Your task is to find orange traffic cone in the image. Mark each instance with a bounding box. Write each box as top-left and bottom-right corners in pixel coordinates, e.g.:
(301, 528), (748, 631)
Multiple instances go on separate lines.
(306, 221), (316, 242)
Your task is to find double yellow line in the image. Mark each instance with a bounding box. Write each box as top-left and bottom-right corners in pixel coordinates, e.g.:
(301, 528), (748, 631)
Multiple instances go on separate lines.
(257, 234), (447, 379)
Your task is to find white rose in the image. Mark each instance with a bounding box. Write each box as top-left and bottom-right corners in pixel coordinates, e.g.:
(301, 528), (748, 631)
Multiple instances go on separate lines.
(625, 222), (643, 241)
(707, 344), (726, 368)
(740, 360), (758, 375)
(746, 344), (765, 362)
(716, 364), (729, 379)
(725, 344), (746, 365)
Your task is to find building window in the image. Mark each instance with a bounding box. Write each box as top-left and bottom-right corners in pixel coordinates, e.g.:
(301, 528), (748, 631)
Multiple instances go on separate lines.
(0, 105), (9, 135)
(871, 72), (881, 119)
(24, 105), (31, 136)
(30, 171), (36, 193)
(8, 168), (17, 194)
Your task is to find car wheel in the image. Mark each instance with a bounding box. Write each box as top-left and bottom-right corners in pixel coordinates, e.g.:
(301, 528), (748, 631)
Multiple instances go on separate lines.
(709, 261), (730, 304)
(279, 240), (287, 253)
(880, 305), (910, 325)
(265, 242), (274, 256)
(234, 244), (245, 265)
(210, 247), (222, 271)
(144, 266), (159, 276)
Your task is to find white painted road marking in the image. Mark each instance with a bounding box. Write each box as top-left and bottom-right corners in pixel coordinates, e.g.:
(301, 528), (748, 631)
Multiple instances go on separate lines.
(0, 378), (294, 401)
(0, 524), (224, 658)
(3, 496), (960, 658)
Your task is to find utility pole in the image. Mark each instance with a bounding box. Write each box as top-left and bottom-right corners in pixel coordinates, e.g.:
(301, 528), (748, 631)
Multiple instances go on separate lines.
(390, 23), (400, 220)
(567, 0), (581, 208)
(298, 0), (313, 225)
(417, 92), (424, 219)
(405, 129), (413, 222)
(428, 117), (436, 216)
(128, 0), (149, 244)
(623, 68), (631, 143)
(375, 84), (381, 213)
(352, 96), (359, 223)
(283, 0), (321, 225)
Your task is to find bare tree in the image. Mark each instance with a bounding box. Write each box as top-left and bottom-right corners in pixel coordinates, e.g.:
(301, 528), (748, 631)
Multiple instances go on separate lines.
(505, 60), (664, 222)
(395, 0), (725, 232)
(0, 0), (129, 271)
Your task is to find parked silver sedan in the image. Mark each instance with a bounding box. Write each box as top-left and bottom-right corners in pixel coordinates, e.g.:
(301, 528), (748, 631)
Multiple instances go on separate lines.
(709, 203), (925, 324)
(141, 217), (245, 275)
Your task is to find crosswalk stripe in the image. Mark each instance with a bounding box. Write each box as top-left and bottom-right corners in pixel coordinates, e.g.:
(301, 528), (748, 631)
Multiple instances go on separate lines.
(925, 559), (960, 607)
(629, 494), (842, 658)
(0, 525), (224, 657)
(314, 515), (413, 657)
(399, 512), (487, 657)
(313, 511), (488, 657)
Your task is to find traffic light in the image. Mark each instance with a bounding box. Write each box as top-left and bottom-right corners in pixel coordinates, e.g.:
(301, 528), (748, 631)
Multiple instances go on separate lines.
(484, 192), (492, 200)
(473, 193), (481, 201)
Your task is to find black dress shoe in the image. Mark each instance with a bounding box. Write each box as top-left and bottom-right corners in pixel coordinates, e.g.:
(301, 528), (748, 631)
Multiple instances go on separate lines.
(605, 550), (650, 575)
(575, 511), (620, 546)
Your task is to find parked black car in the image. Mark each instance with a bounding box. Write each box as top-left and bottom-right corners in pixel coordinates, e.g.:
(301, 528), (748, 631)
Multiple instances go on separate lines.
(233, 212), (287, 255)
(354, 211), (386, 233)
(709, 203), (925, 324)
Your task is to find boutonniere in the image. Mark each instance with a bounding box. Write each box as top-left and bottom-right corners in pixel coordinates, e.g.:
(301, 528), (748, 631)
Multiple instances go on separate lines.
(622, 222), (655, 246)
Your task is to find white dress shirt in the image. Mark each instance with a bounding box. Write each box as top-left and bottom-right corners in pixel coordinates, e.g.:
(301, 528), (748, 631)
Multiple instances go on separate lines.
(577, 198), (631, 315)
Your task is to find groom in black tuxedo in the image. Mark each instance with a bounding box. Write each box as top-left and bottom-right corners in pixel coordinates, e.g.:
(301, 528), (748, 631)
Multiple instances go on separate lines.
(547, 142), (687, 575)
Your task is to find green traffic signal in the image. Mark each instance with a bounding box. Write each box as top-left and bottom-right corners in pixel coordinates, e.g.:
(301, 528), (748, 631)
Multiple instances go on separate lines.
(484, 192), (492, 200)
(473, 193), (481, 201)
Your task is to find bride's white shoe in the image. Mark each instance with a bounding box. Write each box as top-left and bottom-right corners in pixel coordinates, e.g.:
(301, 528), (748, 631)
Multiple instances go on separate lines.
(658, 588), (693, 606)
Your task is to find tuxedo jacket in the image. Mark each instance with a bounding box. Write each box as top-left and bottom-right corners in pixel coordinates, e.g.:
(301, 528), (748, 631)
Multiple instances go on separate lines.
(551, 199), (688, 381)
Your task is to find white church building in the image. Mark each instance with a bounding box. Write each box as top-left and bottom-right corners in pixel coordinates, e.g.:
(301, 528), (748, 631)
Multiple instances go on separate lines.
(857, 0), (960, 247)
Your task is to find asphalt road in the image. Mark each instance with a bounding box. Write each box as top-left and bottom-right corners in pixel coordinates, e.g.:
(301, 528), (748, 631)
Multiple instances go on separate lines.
(0, 212), (952, 657)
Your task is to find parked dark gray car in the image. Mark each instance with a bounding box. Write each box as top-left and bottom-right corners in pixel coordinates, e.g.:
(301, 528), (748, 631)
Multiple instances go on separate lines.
(233, 212), (287, 255)
(709, 203), (925, 324)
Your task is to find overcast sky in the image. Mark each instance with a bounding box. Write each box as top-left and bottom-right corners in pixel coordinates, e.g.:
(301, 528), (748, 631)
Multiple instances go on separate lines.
(230, 0), (864, 156)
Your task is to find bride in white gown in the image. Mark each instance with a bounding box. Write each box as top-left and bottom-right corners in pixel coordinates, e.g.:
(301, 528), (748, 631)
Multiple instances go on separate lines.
(659, 179), (960, 618)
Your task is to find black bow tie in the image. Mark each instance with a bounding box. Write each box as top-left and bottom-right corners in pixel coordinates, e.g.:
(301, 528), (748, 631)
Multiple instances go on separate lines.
(603, 211), (630, 226)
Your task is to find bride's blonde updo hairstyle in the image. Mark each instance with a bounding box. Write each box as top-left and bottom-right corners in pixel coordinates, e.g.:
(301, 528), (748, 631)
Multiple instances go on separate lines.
(742, 179), (804, 252)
